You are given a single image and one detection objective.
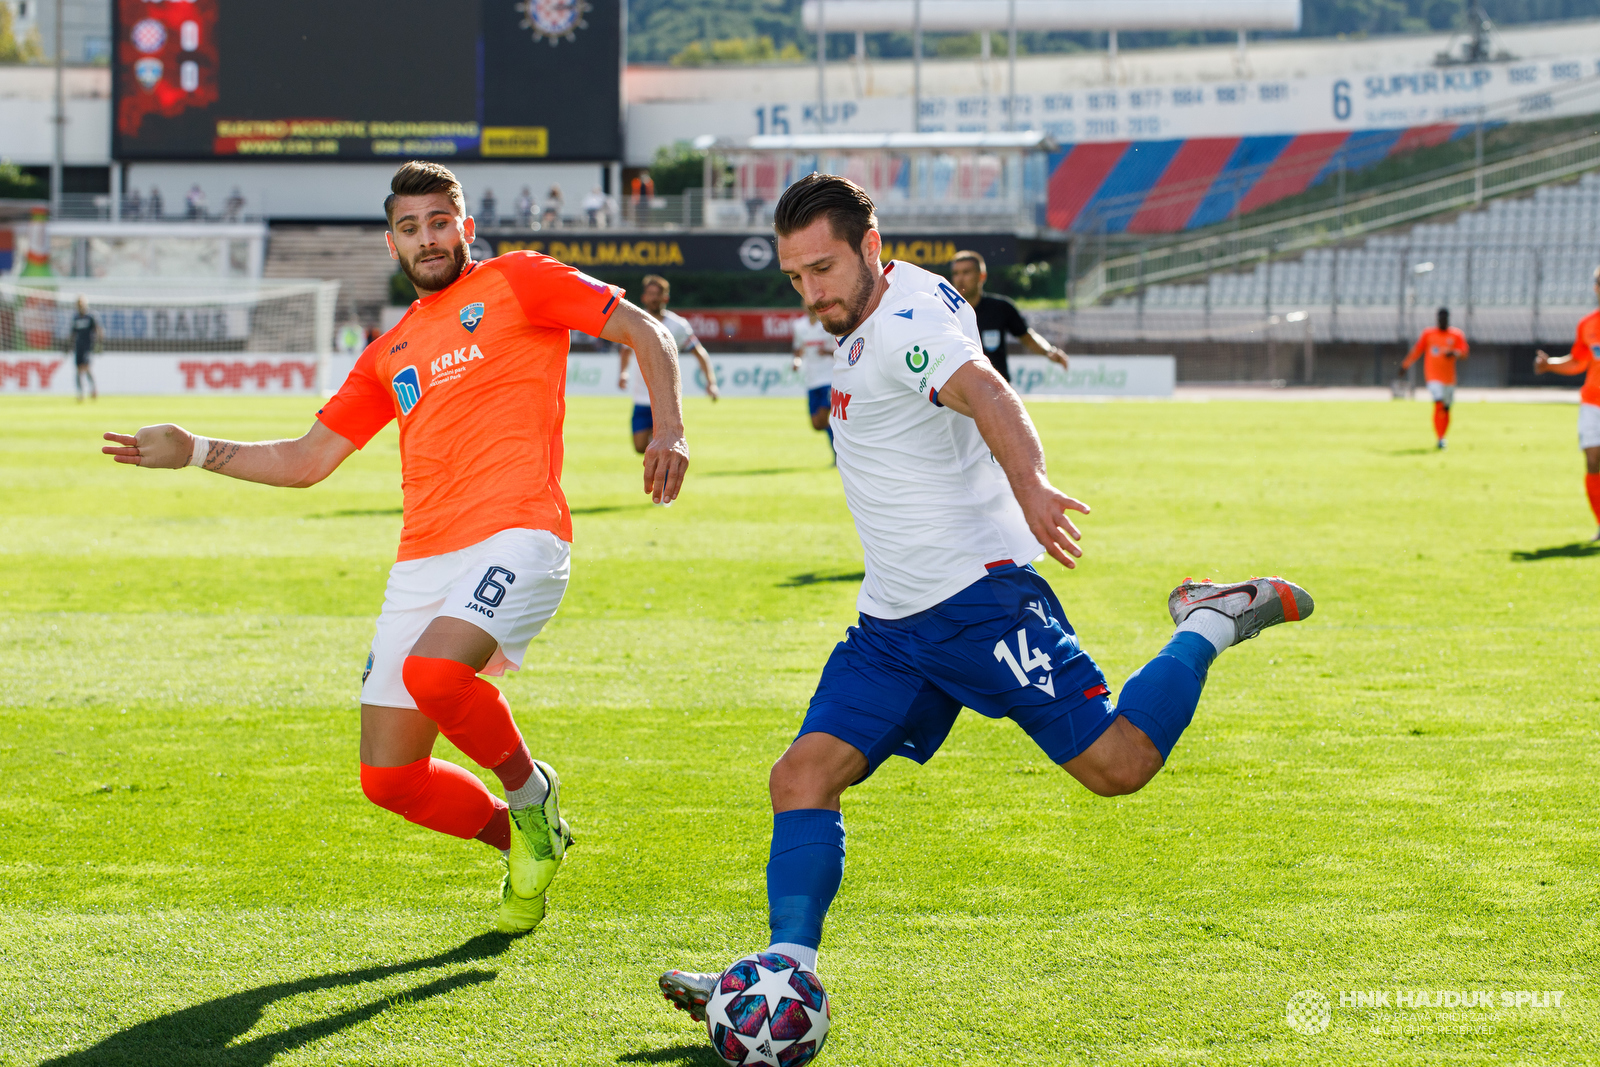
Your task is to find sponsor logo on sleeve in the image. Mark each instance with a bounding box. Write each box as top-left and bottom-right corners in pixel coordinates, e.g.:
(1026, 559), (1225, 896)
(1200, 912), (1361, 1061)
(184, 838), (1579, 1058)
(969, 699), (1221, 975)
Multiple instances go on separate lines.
(392, 365), (422, 414)
(459, 302), (485, 333)
(847, 337), (865, 366)
(905, 346), (930, 373)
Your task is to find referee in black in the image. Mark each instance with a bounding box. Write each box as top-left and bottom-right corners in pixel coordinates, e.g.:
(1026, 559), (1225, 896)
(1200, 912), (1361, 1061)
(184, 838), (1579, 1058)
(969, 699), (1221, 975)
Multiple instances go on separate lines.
(65, 295), (99, 402)
(948, 250), (1069, 382)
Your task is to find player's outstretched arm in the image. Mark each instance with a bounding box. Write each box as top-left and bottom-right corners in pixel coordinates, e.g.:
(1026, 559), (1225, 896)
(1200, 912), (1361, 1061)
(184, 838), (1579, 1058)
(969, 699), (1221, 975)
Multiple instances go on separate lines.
(101, 419), (357, 488)
(601, 300), (689, 504)
(938, 360), (1090, 570)
(1023, 327), (1069, 369)
(691, 342), (719, 401)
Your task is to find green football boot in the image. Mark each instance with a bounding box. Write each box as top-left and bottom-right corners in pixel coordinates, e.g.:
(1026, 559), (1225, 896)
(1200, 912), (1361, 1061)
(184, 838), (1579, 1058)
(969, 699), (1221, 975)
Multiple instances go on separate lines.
(508, 759), (575, 900)
(495, 867), (546, 935)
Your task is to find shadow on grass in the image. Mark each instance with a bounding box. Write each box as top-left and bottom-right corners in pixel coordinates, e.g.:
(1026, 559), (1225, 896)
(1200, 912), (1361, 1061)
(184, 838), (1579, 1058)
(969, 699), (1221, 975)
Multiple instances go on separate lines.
(306, 507), (405, 519)
(779, 570), (865, 588)
(1387, 448), (1437, 456)
(41, 931), (516, 1067)
(571, 503), (655, 516)
(617, 1044), (726, 1065)
(702, 467), (816, 478)
(1510, 542), (1600, 561)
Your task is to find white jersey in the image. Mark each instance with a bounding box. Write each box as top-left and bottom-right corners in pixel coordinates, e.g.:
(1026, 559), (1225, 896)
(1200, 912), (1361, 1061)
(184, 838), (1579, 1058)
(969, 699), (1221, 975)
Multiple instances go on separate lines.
(791, 315), (834, 388)
(829, 260), (1043, 620)
(631, 308), (698, 405)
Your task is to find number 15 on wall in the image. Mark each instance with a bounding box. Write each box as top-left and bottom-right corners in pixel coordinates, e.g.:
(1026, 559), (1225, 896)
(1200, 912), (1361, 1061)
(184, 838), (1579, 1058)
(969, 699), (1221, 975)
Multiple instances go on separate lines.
(754, 105), (791, 135)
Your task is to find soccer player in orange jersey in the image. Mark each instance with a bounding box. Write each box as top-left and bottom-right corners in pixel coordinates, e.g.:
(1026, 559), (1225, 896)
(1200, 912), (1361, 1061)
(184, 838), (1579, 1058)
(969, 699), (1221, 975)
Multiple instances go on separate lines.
(1402, 307), (1469, 449)
(1535, 267), (1600, 540)
(100, 162), (690, 933)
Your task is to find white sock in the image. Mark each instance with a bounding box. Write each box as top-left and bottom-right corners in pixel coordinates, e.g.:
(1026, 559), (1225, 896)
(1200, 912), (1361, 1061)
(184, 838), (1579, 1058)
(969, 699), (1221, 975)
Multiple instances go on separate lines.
(767, 942), (819, 972)
(1175, 607), (1235, 655)
(503, 763), (550, 810)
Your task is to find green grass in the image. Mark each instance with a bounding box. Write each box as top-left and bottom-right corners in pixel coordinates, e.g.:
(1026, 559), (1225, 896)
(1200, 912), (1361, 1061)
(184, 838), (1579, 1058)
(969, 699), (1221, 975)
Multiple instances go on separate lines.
(1, 394), (1596, 1066)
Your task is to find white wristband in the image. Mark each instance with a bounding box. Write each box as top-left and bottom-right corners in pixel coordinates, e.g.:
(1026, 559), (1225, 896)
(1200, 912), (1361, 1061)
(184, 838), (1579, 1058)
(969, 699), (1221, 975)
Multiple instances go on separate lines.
(188, 435), (210, 468)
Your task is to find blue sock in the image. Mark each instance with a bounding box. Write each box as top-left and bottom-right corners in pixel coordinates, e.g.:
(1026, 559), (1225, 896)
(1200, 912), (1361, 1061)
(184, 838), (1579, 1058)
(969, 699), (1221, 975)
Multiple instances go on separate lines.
(1114, 631), (1216, 761)
(766, 809), (845, 951)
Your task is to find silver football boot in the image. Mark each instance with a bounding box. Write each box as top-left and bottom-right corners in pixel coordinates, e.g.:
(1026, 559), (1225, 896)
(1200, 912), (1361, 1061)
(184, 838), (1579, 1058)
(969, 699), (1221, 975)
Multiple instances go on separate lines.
(1168, 576), (1314, 645)
(659, 968), (721, 1022)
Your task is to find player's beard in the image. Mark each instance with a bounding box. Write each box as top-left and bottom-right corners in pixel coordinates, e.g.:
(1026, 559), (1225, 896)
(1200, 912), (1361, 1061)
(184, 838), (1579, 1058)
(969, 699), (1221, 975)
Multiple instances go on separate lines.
(400, 241), (469, 294)
(813, 253), (877, 336)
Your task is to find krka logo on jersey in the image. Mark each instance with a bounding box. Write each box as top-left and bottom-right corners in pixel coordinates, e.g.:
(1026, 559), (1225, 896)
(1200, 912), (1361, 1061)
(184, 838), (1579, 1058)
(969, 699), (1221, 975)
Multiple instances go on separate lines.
(459, 302), (485, 333)
(392, 366), (422, 415)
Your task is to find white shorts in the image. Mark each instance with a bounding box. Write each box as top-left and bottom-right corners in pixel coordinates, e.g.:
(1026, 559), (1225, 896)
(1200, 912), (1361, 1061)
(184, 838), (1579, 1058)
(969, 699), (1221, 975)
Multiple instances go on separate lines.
(1580, 403), (1600, 450)
(361, 528), (570, 710)
(1427, 381), (1455, 406)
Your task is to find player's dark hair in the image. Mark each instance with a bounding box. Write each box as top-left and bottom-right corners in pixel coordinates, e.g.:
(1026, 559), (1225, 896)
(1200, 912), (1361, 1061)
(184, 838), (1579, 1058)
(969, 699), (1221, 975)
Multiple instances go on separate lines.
(952, 250), (986, 273)
(385, 161), (466, 227)
(773, 173), (877, 250)
(1437, 307), (1449, 328)
(641, 274), (670, 294)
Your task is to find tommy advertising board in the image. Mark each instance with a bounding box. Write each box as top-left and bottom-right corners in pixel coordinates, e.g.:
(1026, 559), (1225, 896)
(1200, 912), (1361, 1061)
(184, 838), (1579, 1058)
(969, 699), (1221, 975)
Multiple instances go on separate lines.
(0, 353), (358, 395)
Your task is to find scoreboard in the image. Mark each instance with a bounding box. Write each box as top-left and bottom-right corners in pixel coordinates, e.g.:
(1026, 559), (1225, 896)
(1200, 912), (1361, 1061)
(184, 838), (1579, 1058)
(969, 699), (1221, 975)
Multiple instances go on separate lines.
(112, 0), (622, 162)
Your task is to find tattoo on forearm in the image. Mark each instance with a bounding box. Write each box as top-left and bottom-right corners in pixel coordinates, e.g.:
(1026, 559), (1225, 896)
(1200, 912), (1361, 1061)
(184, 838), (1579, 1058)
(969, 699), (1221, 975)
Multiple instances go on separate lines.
(203, 440), (241, 472)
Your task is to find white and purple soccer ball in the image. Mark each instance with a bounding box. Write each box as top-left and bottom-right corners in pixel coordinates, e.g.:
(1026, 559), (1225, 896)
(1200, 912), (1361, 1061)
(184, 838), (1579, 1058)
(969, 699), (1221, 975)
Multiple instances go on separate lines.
(705, 952), (831, 1066)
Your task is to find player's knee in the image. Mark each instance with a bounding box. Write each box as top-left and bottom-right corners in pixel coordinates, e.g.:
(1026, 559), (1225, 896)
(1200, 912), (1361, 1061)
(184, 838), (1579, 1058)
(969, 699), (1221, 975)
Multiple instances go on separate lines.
(401, 654), (473, 707)
(1073, 749), (1163, 797)
(360, 759), (428, 814)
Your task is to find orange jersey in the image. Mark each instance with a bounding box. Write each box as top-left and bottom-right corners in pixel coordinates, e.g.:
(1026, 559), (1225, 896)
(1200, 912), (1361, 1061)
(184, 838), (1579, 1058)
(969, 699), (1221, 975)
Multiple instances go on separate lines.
(1403, 326), (1469, 385)
(317, 252), (622, 561)
(1553, 310), (1600, 406)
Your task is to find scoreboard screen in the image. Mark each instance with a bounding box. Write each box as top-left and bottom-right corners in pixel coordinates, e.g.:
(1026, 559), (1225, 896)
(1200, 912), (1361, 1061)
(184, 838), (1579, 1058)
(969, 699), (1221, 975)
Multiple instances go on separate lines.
(113, 0), (621, 162)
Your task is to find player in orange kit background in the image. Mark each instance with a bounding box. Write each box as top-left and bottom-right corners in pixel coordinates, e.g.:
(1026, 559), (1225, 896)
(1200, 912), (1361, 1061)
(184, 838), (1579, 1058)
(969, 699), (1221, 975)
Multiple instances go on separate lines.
(1402, 307), (1469, 450)
(1535, 267), (1600, 540)
(101, 161), (690, 934)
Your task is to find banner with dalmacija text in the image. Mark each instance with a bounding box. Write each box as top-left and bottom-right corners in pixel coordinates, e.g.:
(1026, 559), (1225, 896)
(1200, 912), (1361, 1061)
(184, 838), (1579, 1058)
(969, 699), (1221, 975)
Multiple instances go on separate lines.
(0, 352), (1174, 398)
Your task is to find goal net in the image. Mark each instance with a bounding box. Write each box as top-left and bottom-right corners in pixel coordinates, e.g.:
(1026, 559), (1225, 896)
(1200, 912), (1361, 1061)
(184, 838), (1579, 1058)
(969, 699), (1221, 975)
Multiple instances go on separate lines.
(0, 277), (339, 358)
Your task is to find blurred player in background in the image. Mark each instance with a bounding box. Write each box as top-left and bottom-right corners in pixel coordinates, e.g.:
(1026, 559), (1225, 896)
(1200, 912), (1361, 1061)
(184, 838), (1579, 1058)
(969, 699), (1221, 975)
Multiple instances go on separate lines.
(66, 295), (98, 402)
(1534, 267), (1600, 540)
(102, 162), (691, 935)
(620, 274), (718, 454)
(948, 250), (1069, 383)
(659, 175), (1315, 1027)
(1401, 308), (1469, 449)
(790, 305), (835, 460)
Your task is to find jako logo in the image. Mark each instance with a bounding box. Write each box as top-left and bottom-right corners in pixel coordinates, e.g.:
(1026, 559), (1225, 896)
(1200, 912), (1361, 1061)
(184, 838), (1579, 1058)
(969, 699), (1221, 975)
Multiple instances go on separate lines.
(905, 346), (929, 373)
(459, 302), (485, 333)
(392, 366), (422, 414)
(389, 340), (408, 354)
(847, 337), (865, 366)
(830, 388), (851, 420)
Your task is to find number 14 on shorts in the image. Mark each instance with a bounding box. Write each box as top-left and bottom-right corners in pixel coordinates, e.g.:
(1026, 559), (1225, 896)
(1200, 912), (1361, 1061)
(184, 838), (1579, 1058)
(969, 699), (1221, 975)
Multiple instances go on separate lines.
(994, 627), (1055, 696)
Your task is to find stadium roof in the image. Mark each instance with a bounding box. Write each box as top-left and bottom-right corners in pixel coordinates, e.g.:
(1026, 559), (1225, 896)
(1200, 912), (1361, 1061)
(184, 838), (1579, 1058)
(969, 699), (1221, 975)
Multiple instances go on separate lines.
(696, 131), (1058, 152)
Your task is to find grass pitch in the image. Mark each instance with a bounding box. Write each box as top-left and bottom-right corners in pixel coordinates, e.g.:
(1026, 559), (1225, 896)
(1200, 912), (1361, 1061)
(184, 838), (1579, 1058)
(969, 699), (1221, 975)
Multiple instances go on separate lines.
(1, 393), (1596, 1066)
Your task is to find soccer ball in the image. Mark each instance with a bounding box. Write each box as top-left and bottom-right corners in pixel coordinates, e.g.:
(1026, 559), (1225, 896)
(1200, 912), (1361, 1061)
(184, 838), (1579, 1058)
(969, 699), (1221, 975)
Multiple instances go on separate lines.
(705, 951), (831, 1066)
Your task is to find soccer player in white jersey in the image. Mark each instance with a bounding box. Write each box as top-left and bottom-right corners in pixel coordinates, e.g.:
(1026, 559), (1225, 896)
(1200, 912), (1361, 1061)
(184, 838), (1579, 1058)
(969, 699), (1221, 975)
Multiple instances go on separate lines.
(791, 305), (836, 459)
(659, 174), (1315, 1029)
(620, 274), (719, 453)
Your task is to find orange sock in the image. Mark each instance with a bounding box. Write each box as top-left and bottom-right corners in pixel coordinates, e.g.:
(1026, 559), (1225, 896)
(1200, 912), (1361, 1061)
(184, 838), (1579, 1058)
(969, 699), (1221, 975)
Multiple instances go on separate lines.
(1586, 473), (1600, 525)
(360, 758), (505, 840)
(402, 656), (523, 771)
(1432, 402), (1450, 440)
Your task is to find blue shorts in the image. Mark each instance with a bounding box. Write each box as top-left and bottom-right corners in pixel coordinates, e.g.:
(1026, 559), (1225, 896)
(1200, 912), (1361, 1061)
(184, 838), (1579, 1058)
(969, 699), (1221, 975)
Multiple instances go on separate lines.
(802, 564), (1117, 779)
(807, 384), (831, 415)
(631, 404), (653, 434)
